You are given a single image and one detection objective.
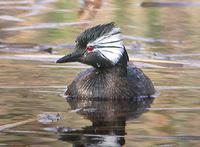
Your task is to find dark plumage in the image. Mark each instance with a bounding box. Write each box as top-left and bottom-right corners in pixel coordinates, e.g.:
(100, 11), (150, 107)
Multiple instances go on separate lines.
(57, 23), (155, 99)
(76, 23), (116, 48)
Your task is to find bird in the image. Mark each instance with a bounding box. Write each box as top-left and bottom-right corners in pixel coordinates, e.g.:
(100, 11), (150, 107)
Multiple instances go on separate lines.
(56, 22), (155, 99)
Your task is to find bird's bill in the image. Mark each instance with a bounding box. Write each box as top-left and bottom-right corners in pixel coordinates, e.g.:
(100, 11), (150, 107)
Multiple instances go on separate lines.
(56, 52), (82, 63)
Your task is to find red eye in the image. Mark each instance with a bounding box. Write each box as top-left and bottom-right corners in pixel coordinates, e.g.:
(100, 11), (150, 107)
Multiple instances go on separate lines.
(86, 46), (94, 52)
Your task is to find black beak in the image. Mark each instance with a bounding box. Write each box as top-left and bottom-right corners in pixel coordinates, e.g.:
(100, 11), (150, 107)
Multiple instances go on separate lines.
(56, 52), (82, 63)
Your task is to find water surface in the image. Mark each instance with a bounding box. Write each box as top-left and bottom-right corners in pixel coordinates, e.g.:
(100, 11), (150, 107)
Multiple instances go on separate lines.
(0, 0), (200, 146)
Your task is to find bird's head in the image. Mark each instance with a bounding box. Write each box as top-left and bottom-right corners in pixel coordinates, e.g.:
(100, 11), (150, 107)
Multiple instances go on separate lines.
(56, 22), (129, 68)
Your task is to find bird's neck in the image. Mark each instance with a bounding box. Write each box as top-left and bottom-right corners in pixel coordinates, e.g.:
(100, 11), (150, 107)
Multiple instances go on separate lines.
(96, 48), (129, 76)
(116, 48), (129, 67)
(97, 52), (129, 77)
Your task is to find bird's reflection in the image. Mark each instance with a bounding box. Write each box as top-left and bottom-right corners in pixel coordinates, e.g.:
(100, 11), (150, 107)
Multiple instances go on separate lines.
(59, 98), (154, 146)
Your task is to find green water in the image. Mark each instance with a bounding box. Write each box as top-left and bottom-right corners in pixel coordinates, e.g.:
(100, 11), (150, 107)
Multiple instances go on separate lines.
(0, 0), (200, 146)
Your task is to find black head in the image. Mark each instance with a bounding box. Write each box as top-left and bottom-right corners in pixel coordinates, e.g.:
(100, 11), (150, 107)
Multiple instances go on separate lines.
(56, 22), (129, 68)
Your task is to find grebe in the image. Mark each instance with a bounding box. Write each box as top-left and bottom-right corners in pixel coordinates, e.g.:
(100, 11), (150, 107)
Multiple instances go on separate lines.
(56, 23), (155, 99)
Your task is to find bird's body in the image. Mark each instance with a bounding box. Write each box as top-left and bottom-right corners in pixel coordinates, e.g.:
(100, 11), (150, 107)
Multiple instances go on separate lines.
(57, 23), (155, 99)
(66, 65), (154, 99)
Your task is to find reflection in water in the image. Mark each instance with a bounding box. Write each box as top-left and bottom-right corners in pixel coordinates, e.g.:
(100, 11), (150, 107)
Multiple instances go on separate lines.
(1, 0), (200, 146)
(78, 0), (102, 20)
(59, 98), (154, 146)
(0, 42), (52, 53)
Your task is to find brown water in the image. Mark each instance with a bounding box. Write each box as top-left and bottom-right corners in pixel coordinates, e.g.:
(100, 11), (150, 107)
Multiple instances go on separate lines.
(0, 0), (200, 146)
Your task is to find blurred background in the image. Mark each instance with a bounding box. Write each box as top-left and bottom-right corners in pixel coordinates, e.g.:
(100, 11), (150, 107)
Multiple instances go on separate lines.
(0, 0), (200, 146)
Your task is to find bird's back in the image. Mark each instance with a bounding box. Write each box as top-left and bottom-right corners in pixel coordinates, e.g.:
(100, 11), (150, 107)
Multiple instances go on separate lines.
(65, 64), (155, 99)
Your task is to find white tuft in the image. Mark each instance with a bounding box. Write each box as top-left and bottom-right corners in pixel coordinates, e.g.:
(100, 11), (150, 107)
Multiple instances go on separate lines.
(87, 27), (124, 65)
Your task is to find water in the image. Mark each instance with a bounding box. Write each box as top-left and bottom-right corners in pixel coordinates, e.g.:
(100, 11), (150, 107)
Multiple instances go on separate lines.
(0, 0), (200, 146)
